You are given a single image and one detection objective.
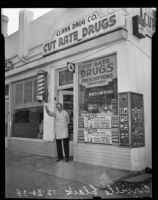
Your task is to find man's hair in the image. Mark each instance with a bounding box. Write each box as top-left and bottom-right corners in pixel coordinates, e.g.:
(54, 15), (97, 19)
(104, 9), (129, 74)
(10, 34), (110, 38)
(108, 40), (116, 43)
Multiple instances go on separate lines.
(56, 103), (63, 107)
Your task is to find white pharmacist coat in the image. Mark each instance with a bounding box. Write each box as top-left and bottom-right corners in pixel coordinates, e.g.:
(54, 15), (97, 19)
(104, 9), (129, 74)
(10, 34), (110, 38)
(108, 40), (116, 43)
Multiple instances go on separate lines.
(55, 110), (70, 139)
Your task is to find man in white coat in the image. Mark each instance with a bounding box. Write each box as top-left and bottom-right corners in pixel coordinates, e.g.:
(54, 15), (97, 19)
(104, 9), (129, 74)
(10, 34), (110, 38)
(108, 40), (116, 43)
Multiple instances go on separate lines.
(45, 103), (70, 162)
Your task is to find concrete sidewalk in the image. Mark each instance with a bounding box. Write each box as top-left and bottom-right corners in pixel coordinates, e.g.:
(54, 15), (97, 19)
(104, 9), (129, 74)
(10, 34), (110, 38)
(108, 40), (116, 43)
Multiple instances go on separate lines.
(5, 150), (152, 199)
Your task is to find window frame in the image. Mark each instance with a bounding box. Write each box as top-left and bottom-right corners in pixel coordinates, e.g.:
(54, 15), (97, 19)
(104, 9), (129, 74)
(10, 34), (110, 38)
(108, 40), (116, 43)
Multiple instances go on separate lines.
(12, 77), (43, 109)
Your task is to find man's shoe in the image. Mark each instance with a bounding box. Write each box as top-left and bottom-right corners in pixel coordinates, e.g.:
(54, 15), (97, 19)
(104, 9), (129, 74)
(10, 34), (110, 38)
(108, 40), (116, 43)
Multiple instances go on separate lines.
(56, 158), (63, 162)
(65, 158), (69, 162)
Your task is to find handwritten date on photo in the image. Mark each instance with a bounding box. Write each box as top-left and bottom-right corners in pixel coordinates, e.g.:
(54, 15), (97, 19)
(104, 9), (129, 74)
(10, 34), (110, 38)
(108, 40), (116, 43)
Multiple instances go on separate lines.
(16, 188), (56, 197)
(16, 183), (150, 197)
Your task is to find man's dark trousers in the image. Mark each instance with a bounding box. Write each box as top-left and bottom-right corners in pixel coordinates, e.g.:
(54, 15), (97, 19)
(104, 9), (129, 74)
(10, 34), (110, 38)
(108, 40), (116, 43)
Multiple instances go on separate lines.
(56, 137), (69, 160)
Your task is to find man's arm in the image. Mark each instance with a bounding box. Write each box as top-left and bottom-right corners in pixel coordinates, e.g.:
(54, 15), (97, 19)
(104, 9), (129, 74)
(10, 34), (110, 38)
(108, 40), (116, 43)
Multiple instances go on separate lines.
(65, 111), (70, 125)
(45, 105), (56, 117)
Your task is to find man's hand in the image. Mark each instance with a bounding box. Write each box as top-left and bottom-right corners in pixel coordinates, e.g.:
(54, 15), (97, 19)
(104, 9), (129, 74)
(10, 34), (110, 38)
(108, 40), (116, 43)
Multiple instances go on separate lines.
(45, 105), (49, 114)
(45, 105), (55, 117)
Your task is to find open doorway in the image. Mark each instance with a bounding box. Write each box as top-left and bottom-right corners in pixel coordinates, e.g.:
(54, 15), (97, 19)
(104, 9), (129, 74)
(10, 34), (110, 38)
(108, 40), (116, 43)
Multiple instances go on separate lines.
(59, 88), (73, 156)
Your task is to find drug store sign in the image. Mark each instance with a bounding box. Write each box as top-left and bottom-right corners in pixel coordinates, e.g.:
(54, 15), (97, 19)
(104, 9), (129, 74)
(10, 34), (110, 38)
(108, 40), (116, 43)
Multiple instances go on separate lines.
(140, 8), (156, 37)
(43, 10), (126, 56)
(79, 54), (117, 88)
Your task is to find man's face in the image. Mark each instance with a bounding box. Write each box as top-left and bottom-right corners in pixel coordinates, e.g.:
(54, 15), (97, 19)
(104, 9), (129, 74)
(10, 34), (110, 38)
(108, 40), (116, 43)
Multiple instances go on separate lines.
(56, 104), (62, 112)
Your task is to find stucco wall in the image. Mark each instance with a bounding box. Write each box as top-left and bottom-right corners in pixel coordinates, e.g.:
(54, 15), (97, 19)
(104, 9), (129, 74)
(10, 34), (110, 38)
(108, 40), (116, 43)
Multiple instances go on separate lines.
(28, 8), (92, 49)
(131, 147), (146, 171)
(126, 8), (152, 57)
(5, 31), (19, 59)
(5, 8), (93, 60)
(126, 9), (152, 169)
(127, 42), (151, 168)
(117, 39), (151, 169)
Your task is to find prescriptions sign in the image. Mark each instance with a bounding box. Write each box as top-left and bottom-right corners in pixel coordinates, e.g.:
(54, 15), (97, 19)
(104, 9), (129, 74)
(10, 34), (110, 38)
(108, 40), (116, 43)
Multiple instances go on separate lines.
(43, 10), (126, 56)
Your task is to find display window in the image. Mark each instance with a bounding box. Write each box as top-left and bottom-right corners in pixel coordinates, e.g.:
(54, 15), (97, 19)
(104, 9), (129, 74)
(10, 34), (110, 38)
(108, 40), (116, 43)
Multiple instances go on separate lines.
(12, 77), (42, 107)
(5, 85), (9, 97)
(5, 85), (9, 137)
(5, 101), (9, 137)
(12, 107), (43, 139)
(78, 54), (119, 145)
(12, 77), (43, 139)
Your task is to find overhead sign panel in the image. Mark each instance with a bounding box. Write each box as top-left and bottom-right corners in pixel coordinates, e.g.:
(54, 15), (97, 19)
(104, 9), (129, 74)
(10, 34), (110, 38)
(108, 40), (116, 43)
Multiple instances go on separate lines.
(43, 10), (126, 56)
(133, 15), (146, 38)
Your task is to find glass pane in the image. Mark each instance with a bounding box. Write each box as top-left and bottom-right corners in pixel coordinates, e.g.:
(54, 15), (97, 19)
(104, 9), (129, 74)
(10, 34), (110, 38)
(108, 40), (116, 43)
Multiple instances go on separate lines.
(131, 93), (144, 147)
(78, 55), (118, 145)
(13, 77), (41, 108)
(59, 69), (73, 86)
(15, 82), (23, 105)
(63, 94), (73, 141)
(14, 110), (29, 123)
(13, 107), (43, 139)
(5, 85), (9, 96)
(24, 80), (33, 103)
(33, 78), (37, 102)
(5, 101), (9, 137)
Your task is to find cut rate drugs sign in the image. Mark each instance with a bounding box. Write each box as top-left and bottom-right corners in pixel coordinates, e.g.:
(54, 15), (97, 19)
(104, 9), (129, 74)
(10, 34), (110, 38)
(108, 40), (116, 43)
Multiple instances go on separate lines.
(43, 10), (126, 56)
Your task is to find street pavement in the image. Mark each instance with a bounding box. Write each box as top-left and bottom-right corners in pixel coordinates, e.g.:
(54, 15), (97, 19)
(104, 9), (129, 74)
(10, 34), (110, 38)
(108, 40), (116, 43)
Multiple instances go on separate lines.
(5, 149), (152, 199)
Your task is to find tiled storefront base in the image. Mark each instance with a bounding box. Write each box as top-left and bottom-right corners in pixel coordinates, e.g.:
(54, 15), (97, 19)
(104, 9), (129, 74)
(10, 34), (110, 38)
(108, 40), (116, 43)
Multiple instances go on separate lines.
(73, 143), (131, 170)
(5, 137), (8, 148)
(73, 143), (146, 171)
(7, 138), (56, 157)
(7, 138), (73, 158)
(7, 138), (146, 171)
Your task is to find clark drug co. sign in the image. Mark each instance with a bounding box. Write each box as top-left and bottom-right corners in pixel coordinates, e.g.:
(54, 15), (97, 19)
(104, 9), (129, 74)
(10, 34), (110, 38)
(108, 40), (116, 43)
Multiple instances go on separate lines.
(43, 10), (126, 56)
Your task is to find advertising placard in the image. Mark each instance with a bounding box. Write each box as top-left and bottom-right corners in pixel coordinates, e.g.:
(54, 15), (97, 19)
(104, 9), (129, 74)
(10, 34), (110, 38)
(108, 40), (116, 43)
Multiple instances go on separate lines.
(119, 92), (144, 147)
(130, 93), (144, 147)
(78, 128), (84, 141)
(81, 113), (112, 144)
(83, 128), (112, 144)
(119, 93), (129, 146)
(78, 116), (84, 128)
(84, 114), (111, 129)
(111, 115), (119, 143)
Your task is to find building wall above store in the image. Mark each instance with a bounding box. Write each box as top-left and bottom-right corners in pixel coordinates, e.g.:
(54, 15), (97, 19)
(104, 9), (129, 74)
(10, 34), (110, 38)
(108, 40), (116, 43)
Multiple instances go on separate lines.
(125, 8), (155, 59)
(4, 8), (155, 67)
(1, 15), (9, 37)
(5, 8), (92, 60)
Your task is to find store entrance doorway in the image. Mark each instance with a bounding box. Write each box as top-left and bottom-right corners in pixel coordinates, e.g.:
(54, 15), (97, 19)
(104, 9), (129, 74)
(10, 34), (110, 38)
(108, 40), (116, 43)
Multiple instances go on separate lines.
(59, 89), (73, 156)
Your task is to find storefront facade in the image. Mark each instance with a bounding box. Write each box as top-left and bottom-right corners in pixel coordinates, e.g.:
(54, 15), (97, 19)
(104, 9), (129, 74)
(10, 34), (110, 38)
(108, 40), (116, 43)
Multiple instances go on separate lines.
(4, 8), (155, 171)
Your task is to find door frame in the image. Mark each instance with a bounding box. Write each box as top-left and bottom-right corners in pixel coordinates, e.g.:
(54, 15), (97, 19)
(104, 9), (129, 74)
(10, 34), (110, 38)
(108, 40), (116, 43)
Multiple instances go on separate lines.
(55, 65), (79, 144)
(5, 99), (9, 148)
(58, 90), (74, 156)
(59, 90), (73, 104)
